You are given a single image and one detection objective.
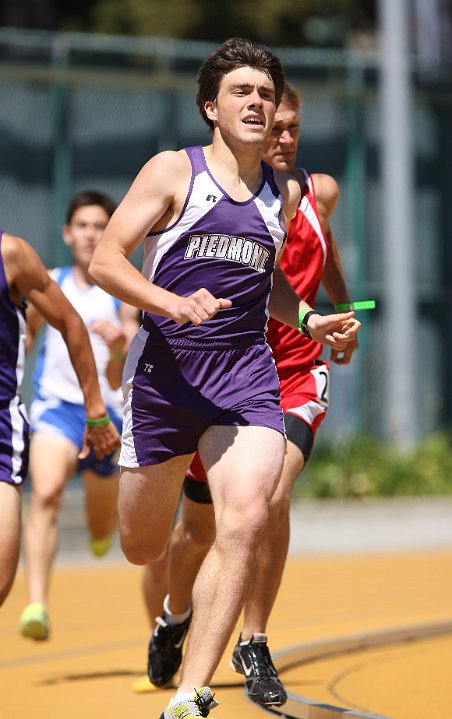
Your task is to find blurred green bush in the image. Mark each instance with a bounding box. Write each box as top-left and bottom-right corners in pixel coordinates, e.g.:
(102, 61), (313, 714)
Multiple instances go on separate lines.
(295, 432), (452, 499)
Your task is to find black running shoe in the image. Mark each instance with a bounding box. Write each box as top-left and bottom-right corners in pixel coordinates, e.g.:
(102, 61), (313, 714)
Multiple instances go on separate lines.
(230, 633), (287, 706)
(148, 613), (192, 687)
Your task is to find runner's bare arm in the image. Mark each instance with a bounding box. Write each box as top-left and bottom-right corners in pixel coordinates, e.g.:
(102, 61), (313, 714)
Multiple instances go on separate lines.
(4, 234), (120, 457)
(89, 151), (231, 325)
(24, 300), (44, 353)
(314, 174), (350, 305)
(91, 303), (140, 389)
(269, 267), (361, 350)
(24, 270), (60, 352)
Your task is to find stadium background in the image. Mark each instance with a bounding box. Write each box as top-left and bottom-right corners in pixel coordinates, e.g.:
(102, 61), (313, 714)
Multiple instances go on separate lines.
(2, 14), (452, 719)
(0, 27), (451, 445)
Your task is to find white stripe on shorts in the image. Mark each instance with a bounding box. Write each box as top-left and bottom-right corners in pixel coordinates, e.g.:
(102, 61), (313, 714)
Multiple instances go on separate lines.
(119, 326), (149, 468)
(9, 396), (29, 485)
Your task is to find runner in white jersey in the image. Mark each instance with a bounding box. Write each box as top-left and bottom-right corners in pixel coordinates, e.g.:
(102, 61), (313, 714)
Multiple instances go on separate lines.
(0, 229), (119, 608)
(19, 191), (138, 640)
(33, 268), (122, 408)
(89, 39), (360, 719)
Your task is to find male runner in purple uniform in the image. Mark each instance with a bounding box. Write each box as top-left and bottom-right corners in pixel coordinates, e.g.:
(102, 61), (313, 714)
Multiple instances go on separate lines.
(89, 37), (360, 719)
(134, 84), (358, 704)
(0, 230), (120, 608)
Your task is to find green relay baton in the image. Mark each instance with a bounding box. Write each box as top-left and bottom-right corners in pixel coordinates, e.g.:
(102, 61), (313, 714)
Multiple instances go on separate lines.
(335, 300), (376, 312)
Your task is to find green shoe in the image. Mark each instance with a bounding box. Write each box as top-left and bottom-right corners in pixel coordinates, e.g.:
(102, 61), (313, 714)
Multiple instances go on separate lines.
(160, 687), (218, 719)
(20, 603), (49, 641)
(90, 532), (113, 558)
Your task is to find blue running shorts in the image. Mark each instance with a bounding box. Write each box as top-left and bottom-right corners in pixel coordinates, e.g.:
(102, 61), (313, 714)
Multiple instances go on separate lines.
(30, 395), (122, 477)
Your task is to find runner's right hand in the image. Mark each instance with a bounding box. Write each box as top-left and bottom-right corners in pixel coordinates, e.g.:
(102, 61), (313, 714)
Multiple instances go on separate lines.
(170, 288), (232, 325)
(80, 420), (121, 460)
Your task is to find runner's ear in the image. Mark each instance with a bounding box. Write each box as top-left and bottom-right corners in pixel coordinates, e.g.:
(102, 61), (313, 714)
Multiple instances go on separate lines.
(204, 100), (217, 124)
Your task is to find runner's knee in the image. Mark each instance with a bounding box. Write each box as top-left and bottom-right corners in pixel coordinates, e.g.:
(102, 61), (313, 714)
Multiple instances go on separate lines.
(268, 489), (291, 523)
(216, 498), (270, 549)
(179, 517), (215, 552)
(120, 530), (168, 566)
(29, 483), (63, 511)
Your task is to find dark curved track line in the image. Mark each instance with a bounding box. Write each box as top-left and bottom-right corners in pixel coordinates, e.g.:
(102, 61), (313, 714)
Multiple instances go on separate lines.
(251, 619), (452, 719)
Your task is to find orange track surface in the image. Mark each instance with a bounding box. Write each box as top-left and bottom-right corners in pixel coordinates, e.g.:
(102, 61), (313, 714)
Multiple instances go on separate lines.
(1, 549), (451, 719)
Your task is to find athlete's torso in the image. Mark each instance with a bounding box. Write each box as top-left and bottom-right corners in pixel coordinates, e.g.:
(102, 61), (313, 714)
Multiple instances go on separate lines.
(0, 231), (26, 402)
(33, 266), (122, 408)
(266, 170), (330, 372)
(141, 145), (286, 344)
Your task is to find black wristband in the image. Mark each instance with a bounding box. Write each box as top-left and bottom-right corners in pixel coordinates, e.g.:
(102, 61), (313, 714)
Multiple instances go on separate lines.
(300, 309), (321, 339)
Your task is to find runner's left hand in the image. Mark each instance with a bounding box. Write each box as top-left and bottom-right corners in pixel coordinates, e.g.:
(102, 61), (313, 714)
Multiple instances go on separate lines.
(307, 311), (361, 351)
(330, 336), (359, 364)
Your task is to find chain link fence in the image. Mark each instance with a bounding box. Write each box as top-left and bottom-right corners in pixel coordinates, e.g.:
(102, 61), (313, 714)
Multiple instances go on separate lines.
(1, 28), (451, 442)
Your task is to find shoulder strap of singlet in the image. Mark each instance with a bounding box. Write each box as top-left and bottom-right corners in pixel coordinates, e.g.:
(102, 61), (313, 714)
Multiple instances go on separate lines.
(54, 266), (72, 286)
(185, 145), (205, 176)
(297, 168), (323, 218)
(0, 231), (27, 313)
(0, 230), (7, 288)
(261, 160), (281, 199)
(293, 167), (311, 203)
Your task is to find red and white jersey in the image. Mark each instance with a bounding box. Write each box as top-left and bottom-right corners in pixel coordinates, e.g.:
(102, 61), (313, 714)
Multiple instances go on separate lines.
(266, 169), (330, 375)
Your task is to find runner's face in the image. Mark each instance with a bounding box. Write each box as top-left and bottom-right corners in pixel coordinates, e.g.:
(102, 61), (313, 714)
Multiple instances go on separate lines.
(263, 102), (300, 172)
(63, 205), (110, 268)
(206, 66), (277, 146)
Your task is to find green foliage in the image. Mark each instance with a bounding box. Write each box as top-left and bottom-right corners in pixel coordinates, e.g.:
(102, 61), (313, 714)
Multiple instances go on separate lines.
(295, 433), (452, 499)
(85, 0), (375, 46)
(89, 0), (202, 38)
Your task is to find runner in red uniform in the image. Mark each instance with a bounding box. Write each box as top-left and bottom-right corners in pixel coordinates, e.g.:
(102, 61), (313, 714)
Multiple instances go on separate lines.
(138, 82), (359, 707)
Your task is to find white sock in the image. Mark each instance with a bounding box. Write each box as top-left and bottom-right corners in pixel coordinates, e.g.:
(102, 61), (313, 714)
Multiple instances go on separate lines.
(173, 690), (197, 703)
(163, 594), (192, 626)
(240, 632), (267, 645)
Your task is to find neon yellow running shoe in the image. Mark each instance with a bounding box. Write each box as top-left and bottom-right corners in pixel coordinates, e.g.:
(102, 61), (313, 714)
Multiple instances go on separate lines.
(160, 687), (218, 719)
(90, 532), (113, 558)
(20, 603), (49, 641)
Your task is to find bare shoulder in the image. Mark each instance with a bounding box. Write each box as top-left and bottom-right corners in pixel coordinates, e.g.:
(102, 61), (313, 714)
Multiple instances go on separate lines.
(1, 232), (27, 280)
(273, 169), (302, 225)
(312, 173), (339, 204)
(273, 169), (301, 204)
(140, 149), (191, 184)
(124, 150), (192, 212)
(2, 231), (22, 260)
(2, 233), (48, 292)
